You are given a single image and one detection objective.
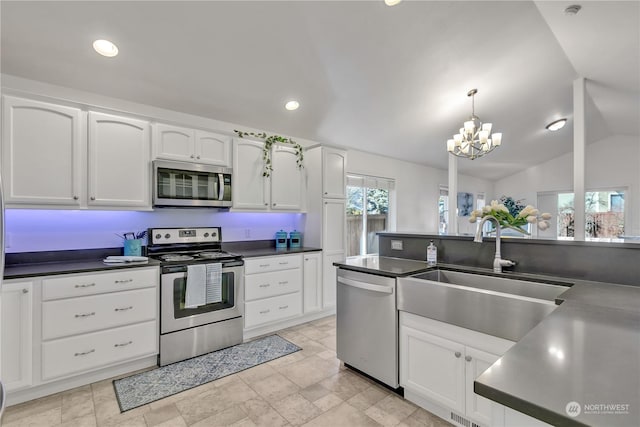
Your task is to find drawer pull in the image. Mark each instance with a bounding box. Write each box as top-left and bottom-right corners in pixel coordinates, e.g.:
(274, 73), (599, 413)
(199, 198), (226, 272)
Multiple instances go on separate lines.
(278, 281), (288, 285)
(74, 349), (95, 357)
(75, 283), (96, 288)
(278, 262), (288, 265)
(259, 284), (271, 288)
(259, 309), (270, 314)
(115, 306), (133, 312)
(75, 312), (96, 318)
(114, 279), (133, 284)
(259, 264), (270, 268)
(114, 341), (133, 348)
(278, 305), (289, 310)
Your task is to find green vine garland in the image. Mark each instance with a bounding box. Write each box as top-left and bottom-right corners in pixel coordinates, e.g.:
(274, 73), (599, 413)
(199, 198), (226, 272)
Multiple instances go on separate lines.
(234, 130), (304, 177)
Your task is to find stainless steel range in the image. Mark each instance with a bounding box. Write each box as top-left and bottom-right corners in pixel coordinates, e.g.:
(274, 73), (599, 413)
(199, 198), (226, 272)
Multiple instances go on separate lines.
(147, 227), (244, 366)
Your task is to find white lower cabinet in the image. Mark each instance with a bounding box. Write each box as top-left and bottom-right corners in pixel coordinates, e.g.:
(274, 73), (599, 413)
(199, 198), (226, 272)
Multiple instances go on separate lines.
(322, 251), (344, 309)
(243, 255), (303, 330)
(303, 252), (322, 313)
(1, 281), (34, 391)
(492, 405), (554, 427)
(400, 312), (514, 427)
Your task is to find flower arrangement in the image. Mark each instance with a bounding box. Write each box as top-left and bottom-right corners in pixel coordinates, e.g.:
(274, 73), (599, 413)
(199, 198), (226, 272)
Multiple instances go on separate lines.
(469, 196), (552, 234)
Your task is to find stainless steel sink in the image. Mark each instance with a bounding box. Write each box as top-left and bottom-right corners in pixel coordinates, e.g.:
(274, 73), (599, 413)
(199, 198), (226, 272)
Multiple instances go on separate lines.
(397, 269), (572, 342)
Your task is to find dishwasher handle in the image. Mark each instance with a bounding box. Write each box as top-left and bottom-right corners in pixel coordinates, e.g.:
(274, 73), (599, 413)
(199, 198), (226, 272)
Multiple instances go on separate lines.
(337, 277), (394, 294)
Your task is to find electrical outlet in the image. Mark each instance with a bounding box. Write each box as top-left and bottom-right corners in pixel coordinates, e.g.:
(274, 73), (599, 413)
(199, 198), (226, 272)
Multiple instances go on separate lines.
(244, 229), (251, 238)
(391, 240), (403, 250)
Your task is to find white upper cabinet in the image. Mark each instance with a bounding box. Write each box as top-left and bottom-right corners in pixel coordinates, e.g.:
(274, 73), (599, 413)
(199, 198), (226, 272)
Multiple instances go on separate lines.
(323, 199), (346, 252)
(322, 147), (347, 199)
(233, 138), (270, 209)
(196, 130), (232, 166)
(88, 112), (151, 208)
(2, 95), (82, 206)
(271, 145), (303, 210)
(233, 139), (304, 211)
(154, 123), (231, 166)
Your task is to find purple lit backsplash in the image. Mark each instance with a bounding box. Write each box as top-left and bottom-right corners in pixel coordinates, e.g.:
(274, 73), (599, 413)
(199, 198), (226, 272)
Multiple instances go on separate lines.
(5, 210), (305, 253)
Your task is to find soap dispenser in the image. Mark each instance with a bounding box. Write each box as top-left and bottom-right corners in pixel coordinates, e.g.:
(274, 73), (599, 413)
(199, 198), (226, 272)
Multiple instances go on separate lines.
(427, 240), (438, 266)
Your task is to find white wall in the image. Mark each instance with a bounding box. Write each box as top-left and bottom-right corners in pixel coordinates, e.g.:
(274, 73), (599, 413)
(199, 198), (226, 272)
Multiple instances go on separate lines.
(347, 149), (493, 234)
(494, 134), (640, 235)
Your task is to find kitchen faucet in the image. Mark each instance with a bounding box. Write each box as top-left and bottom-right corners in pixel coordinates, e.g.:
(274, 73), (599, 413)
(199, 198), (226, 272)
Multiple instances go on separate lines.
(474, 215), (516, 273)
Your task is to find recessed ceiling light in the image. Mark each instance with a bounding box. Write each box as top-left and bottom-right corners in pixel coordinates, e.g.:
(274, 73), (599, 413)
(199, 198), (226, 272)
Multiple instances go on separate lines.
(93, 39), (118, 57)
(564, 5), (582, 15)
(285, 100), (300, 111)
(384, 0), (402, 6)
(546, 118), (567, 131)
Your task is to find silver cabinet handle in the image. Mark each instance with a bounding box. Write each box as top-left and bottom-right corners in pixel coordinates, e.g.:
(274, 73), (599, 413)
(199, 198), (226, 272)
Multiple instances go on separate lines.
(114, 279), (133, 284)
(114, 341), (133, 348)
(197, 155), (201, 159)
(90, 196), (95, 201)
(259, 264), (270, 268)
(22, 288), (29, 294)
(115, 306), (133, 312)
(75, 349), (95, 357)
(278, 305), (289, 310)
(73, 196), (79, 200)
(259, 309), (270, 314)
(278, 281), (288, 285)
(190, 154), (195, 159)
(259, 284), (271, 288)
(454, 351), (462, 358)
(279, 262), (288, 265)
(264, 203), (268, 206)
(75, 312), (96, 318)
(465, 356), (472, 362)
(75, 283), (96, 289)
(324, 192), (328, 195)
(272, 203), (276, 207)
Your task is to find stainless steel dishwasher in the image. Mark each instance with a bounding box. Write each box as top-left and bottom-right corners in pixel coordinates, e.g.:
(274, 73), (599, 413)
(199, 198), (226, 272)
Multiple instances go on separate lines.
(336, 268), (399, 389)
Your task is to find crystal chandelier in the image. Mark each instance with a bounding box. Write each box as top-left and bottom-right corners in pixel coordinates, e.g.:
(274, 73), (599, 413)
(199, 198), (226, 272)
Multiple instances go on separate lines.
(447, 89), (502, 160)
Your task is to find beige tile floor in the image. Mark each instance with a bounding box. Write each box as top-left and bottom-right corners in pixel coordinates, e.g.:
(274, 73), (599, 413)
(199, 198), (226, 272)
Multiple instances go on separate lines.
(2, 316), (453, 427)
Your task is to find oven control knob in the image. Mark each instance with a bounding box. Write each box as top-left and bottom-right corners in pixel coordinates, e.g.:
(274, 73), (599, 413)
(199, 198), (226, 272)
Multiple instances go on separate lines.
(204, 233), (209, 237)
(155, 234), (162, 240)
(165, 233), (171, 239)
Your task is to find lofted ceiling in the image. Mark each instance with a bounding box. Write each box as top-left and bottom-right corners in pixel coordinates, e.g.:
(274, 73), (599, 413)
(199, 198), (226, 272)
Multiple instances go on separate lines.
(1, 1), (638, 181)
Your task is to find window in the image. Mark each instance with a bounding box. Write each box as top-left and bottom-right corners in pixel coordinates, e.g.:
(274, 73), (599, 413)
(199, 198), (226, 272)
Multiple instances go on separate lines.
(538, 189), (626, 240)
(346, 174), (394, 256)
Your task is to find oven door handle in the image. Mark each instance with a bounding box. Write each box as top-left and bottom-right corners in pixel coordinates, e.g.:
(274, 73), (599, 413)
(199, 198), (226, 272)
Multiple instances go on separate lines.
(218, 173), (225, 200)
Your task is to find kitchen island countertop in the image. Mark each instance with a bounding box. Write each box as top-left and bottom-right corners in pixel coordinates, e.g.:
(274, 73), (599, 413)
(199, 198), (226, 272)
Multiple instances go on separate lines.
(333, 255), (431, 278)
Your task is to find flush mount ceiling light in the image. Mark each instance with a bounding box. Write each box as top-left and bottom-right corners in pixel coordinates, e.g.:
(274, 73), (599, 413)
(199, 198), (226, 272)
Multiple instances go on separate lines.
(284, 100), (300, 111)
(93, 39), (118, 57)
(446, 89), (502, 160)
(546, 118), (567, 131)
(384, 0), (402, 6)
(564, 4), (582, 15)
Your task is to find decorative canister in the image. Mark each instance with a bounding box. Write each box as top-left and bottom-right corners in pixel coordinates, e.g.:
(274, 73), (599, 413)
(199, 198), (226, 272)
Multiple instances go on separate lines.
(275, 230), (288, 248)
(289, 230), (302, 248)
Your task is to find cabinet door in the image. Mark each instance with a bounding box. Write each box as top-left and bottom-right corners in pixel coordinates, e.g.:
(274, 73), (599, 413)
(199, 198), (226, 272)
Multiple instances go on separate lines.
(2, 96), (82, 206)
(1, 281), (33, 391)
(88, 112), (151, 207)
(153, 123), (195, 162)
(232, 139), (269, 209)
(322, 147), (347, 199)
(271, 144), (302, 210)
(303, 252), (322, 313)
(195, 130), (231, 166)
(400, 325), (466, 414)
(323, 199), (346, 252)
(465, 346), (501, 426)
(322, 251), (344, 309)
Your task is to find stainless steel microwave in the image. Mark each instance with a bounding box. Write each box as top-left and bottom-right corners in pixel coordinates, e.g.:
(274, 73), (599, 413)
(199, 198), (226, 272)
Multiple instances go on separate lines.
(153, 160), (232, 208)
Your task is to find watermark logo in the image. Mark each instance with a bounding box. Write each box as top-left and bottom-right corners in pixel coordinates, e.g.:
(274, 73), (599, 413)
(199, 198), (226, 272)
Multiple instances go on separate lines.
(565, 401), (630, 417)
(566, 401), (581, 417)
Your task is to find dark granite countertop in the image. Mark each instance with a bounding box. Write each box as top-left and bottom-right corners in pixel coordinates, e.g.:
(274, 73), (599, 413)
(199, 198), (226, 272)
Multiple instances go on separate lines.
(231, 246), (322, 258)
(5, 259), (160, 280)
(333, 255), (431, 278)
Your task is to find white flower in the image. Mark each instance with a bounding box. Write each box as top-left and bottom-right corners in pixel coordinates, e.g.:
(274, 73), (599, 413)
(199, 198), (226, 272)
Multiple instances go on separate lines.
(469, 216), (477, 223)
(472, 209), (482, 217)
(490, 200), (500, 209)
(541, 212), (552, 220)
(498, 204), (509, 213)
(538, 220), (550, 230)
(483, 205), (492, 213)
(526, 215), (538, 224)
(518, 205), (535, 218)
(530, 208), (539, 216)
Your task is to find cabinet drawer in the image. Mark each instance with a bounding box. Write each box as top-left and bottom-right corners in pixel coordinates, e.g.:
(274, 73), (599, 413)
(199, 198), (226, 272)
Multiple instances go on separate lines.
(244, 255), (301, 275)
(244, 292), (302, 329)
(245, 269), (301, 301)
(42, 288), (157, 340)
(42, 321), (157, 381)
(42, 268), (157, 300)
